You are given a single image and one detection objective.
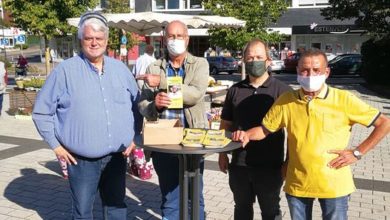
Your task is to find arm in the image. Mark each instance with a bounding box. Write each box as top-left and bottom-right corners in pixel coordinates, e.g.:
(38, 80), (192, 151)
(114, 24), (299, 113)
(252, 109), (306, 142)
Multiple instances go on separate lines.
(232, 126), (270, 147)
(32, 67), (76, 165)
(138, 63), (161, 120)
(328, 113), (390, 169)
(218, 120), (233, 174)
(182, 58), (209, 106)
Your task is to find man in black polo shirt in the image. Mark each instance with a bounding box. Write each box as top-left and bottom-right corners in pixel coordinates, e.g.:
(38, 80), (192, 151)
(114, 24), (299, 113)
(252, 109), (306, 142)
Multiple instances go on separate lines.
(219, 39), (291, 220)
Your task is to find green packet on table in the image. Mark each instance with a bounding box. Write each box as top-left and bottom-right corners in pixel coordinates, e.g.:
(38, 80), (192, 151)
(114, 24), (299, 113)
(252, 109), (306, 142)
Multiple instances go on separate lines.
(181, 129), (231, 148)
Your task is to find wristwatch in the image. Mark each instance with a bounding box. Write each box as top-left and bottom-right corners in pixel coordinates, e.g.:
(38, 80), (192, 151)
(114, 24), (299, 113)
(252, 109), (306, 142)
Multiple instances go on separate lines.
(352, 149), (362, 160)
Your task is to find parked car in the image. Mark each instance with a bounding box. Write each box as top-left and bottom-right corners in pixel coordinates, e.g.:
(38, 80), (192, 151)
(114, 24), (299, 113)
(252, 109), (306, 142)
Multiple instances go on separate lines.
(326, 53), (337, 62)
(284, 53), (301, 73)
(268, 59), (285, 74)
(328, 54), (362, 76)
(206, 56), (239, 75)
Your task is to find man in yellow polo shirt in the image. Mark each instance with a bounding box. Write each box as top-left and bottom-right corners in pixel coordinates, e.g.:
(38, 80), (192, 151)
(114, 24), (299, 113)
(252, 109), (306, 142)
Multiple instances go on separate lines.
(232, 49), (390, 220)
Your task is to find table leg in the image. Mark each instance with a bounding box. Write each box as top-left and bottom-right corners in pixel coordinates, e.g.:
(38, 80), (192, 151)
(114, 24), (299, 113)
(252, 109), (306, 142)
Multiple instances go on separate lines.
(179, 155), (188, 220)
(190, 155), (202, 220)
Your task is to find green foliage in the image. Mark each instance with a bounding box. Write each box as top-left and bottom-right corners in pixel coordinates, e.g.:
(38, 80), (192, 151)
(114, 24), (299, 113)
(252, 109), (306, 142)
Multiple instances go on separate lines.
(23, 77), (46, 88)
(321, 0), (390, 39)
(360, 37), (390, 85)
(102, 0), (138, 51)
(0, 56), (12, 68)
(203, 0), (288, 51)
(4, 0), (99, 42)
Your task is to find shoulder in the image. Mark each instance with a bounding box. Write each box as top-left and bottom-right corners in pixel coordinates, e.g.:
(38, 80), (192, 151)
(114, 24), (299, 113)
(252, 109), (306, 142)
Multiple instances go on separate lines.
(270, 76), (292, 92)
(327, 86), (357, 101)
(187, 53), (208, 65)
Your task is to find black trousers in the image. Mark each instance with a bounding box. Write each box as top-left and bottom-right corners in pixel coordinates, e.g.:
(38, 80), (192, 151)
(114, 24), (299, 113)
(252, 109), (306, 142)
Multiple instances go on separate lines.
(228, 165), (283, 220)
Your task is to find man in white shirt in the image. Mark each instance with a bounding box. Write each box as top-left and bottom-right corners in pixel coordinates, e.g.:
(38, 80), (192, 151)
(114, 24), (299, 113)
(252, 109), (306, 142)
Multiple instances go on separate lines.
(0, 61), (6, 117)
(132, 45), (156, 89)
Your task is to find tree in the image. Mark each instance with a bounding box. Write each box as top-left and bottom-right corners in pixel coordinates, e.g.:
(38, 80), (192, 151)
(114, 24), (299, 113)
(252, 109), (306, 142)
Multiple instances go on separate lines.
(203, 0), (288, 51)
(4, 0), (99, 74)
(321, 0), (390, 39)
(4, 0), (99, 44)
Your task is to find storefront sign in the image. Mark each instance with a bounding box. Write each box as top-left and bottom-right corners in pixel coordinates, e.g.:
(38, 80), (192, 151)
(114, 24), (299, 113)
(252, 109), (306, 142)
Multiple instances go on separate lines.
(292, 25), (362, 35)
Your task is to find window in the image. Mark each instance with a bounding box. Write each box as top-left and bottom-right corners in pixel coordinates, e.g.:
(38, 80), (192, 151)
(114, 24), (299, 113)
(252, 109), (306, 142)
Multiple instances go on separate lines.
(190, 0), (202, 9)
(153, 0), (204, 10)
(168, 0), (180, 9)
(156, 0), (165, 9)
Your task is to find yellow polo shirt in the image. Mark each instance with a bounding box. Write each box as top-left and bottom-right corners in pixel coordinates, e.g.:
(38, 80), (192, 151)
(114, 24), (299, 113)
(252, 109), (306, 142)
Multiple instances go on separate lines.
(262, 85), (380, 198)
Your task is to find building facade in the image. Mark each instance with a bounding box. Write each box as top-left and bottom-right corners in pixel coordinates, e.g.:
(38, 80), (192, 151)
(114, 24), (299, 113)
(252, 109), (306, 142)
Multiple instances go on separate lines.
(269, 0), (370, 54)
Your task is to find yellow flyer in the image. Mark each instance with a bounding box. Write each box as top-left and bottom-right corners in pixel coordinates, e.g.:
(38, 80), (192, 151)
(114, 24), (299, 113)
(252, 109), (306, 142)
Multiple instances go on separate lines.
(167, 76), (183, 109)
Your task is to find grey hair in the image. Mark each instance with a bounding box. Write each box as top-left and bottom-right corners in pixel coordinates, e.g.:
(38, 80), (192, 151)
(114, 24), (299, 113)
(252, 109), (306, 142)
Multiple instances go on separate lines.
(77, 18), (109, 40)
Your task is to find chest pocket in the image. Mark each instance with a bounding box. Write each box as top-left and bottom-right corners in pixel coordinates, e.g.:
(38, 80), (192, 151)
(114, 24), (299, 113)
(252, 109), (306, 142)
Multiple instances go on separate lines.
(114, 87), (130, 104)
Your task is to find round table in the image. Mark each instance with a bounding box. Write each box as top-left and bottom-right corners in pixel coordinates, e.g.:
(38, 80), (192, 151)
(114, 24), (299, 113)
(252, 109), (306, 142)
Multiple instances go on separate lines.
(135, 136), (241, 220)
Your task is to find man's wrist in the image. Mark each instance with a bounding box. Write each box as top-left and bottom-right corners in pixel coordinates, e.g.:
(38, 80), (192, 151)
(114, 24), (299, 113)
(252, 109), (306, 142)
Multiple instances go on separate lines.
(352, 148), (363, 160)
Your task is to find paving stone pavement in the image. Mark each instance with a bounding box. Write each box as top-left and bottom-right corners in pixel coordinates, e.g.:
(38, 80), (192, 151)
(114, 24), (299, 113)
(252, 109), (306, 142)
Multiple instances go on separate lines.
(0, 75), (389, 219)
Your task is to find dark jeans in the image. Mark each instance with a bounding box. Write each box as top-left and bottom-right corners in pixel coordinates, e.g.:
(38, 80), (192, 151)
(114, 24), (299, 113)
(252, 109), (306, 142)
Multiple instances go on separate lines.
(0, 93), (3, 115)
(228, 165), (283, 220)
(67, 152), (127, 220)
(152, 152), (205, 220)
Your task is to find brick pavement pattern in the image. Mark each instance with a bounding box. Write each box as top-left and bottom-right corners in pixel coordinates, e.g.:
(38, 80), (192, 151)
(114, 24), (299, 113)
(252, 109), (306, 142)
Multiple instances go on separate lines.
(0, 76), (389, 219)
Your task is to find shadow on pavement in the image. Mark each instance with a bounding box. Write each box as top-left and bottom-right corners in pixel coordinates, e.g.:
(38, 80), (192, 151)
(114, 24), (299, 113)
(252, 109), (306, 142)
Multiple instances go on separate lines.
(4, 163), (161, 219)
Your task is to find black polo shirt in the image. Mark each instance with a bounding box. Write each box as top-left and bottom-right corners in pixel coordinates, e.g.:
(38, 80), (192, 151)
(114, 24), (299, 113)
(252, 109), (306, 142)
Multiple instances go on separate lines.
(221, 75), (291, 169)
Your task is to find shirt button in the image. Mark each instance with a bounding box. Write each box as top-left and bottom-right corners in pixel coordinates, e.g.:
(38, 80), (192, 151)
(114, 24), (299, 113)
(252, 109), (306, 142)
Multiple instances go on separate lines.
(107, 122), (111, 125)
(108, 134), (112, 137)
(102, 87), (105, 90)
(109, 145), (112, 148)
(104, 99), (107, 102)
(106, 110), (109, 114)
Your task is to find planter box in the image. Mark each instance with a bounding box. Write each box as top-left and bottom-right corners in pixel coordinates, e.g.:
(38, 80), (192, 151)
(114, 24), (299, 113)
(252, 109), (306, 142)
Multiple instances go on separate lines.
(9, 89), (37, 110)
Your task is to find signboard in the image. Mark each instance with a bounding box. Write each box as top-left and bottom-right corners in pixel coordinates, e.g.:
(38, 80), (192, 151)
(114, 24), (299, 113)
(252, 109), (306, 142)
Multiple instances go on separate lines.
(15, 35), (26, 45)
(292, 25), (363, 35)
(0, 38), (9, 46)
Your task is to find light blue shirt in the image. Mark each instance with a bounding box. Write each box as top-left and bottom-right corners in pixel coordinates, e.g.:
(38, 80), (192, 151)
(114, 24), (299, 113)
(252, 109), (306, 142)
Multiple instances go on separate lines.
(32, 54), (142, 158)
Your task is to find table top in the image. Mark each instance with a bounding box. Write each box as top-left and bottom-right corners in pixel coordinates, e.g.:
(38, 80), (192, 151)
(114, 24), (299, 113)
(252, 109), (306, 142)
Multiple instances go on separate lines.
(135, 131), (242, 154)
(138, 141), (242, 154)
(206, 86), (228, 94)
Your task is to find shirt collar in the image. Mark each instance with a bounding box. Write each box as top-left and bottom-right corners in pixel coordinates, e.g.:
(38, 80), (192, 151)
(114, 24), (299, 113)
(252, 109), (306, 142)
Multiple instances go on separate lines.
(298, 84), (329, 101)
(241, 74), (272, 88)
(80, 53), (106, 75)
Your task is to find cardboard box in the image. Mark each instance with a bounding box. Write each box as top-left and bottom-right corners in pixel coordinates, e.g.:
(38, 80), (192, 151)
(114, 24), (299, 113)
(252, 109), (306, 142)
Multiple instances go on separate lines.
(143, 119), (184, 145)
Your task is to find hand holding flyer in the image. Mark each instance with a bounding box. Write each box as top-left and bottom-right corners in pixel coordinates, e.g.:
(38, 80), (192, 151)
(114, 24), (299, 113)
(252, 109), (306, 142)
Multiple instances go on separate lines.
(167, 76), (183, 109)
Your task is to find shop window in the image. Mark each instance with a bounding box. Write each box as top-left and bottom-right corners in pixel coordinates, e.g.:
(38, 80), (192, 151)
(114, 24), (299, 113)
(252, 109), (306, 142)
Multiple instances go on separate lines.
(311, 43), (321, 50)
(167, 0), (180, 9)
(155, 0), (165, 10)
(190, 0), (202, 9)
(298, 0), (314, 6)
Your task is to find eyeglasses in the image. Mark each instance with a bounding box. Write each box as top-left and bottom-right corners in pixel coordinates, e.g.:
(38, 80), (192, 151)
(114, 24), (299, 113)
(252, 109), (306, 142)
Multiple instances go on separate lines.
(166, 34), (187, 40)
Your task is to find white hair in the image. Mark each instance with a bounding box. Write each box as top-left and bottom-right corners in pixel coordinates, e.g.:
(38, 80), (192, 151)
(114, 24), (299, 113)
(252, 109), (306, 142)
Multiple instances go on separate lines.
(77, 18), (109, 40)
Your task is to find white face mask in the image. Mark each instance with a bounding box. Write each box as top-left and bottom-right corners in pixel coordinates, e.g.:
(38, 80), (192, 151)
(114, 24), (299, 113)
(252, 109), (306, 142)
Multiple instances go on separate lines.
(167, 39), (186, 56)
(297, 74), (326, 92)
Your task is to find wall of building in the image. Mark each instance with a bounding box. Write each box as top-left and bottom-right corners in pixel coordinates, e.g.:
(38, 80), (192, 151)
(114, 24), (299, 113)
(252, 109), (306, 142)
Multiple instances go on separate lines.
(291, 34), (370, 54)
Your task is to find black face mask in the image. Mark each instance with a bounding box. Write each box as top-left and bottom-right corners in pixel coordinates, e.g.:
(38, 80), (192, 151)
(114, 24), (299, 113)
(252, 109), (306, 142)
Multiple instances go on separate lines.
(245, 60), (267, 77)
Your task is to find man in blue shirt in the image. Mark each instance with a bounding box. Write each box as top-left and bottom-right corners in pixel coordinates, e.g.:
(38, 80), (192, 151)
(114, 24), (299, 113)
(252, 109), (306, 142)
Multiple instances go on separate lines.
(32, 12), (141, 219)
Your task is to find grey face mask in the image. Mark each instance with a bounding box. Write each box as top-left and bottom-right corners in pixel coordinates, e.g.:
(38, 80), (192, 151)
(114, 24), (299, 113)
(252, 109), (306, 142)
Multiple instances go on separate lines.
(245, 60), (267, 77)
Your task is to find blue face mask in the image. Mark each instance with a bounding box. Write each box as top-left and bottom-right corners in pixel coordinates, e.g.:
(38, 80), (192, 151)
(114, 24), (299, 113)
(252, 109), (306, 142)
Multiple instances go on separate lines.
(245, 60), (267, 77)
